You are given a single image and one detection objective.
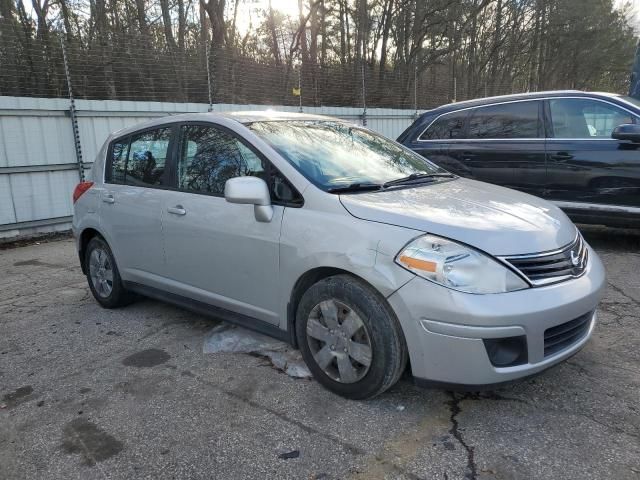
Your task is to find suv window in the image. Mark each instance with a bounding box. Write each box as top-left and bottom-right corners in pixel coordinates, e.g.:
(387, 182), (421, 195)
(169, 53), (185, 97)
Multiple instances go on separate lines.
(549, 98), (636, 138)
(108, 127), (171, 187)
(468, 101), (540, 139)
(177, 124), (302, 204)
(420, 110), (467, 140)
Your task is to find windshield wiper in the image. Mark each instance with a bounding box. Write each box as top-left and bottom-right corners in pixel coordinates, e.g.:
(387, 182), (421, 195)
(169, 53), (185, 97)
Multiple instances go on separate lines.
(383, 172), (455, 188)
(327, 183), (382, 194)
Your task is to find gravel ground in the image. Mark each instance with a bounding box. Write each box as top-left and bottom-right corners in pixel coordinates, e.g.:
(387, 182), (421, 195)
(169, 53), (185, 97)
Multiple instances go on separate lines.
(0, 226), (639, 480)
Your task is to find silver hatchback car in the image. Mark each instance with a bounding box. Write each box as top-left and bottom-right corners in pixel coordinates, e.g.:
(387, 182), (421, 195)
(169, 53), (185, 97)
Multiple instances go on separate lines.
(72, 112), (606, 399)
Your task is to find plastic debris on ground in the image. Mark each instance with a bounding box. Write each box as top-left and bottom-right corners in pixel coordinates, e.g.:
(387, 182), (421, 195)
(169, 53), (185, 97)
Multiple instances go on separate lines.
(203, 324), (312, 379)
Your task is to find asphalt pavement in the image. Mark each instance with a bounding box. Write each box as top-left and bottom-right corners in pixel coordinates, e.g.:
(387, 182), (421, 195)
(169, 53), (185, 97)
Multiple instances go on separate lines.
(0, 226), (639, 480)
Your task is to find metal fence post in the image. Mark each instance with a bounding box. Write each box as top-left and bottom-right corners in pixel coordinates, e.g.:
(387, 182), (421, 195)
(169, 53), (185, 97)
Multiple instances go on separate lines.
(414, 64), (419, 119)
(60, 37), (84, 182)
(298, 68), (303, 113)
(361, 63), (367, 126)
(205, 41), (214, 112)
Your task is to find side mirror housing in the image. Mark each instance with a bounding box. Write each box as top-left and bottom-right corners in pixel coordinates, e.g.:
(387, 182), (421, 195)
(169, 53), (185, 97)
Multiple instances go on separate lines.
(224, 176), (273, 222)
(612, 123), (640, 143)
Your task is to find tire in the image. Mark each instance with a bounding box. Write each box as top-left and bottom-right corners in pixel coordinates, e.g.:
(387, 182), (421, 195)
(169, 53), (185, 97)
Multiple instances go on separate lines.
(85, 236), (134, 308)
(295, 274), (408, 400)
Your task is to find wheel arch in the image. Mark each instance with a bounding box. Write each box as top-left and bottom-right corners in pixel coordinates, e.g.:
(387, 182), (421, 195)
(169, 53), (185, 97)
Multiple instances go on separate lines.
(286, 267), (399, 349)
(78, 227), (104, 274)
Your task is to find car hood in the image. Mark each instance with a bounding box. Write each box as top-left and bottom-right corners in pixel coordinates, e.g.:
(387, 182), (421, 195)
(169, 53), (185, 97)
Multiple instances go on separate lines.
(339, 178), (577, 256)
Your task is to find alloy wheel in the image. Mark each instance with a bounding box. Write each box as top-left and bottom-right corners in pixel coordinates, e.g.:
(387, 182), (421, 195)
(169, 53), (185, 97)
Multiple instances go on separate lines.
(88, 248), (114, 298)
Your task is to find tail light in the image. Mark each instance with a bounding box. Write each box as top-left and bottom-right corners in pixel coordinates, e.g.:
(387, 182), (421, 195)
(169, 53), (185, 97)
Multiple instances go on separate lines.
(73, 181), (94, 203)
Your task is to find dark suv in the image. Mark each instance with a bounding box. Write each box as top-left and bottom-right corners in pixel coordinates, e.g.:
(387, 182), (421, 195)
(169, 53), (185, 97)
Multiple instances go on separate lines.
(399, 91), (640, 228)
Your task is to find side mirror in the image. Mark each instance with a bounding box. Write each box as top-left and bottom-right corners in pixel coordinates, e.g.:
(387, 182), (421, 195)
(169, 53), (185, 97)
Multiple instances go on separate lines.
(612, 123), (640, 143)
(224, 176), (273, 222)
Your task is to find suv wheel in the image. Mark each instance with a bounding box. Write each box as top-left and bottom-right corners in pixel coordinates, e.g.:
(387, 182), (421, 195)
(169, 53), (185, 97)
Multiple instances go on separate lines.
(296, 274), (407, 399)
(85, 236), (134, 308)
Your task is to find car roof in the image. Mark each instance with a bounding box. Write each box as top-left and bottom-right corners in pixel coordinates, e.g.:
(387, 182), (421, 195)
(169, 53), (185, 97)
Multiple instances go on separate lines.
(422, 90), (624, 116)
(108, 111), (343, 139)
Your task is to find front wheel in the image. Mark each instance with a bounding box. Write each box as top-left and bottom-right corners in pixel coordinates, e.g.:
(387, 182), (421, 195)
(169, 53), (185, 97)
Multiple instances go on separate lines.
(85, 236), (134, 308)
(296, 274), (407, 400)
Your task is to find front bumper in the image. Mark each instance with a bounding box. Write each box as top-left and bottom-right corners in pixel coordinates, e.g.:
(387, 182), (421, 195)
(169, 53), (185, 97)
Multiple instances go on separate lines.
(387, 244), (606, 387)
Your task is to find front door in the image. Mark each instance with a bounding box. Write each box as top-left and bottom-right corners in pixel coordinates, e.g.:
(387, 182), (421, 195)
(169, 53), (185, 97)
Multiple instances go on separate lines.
(161, 123), (283, 325)
(545, 97), (640, 207)
(98, 126), (173, 283)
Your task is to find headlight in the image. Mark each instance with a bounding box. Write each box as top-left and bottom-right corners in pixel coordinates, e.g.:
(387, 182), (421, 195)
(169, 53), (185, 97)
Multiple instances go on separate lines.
(395, 234), (529, 294)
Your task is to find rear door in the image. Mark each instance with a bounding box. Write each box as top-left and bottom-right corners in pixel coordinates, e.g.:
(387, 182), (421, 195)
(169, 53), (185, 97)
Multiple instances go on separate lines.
(98, 125), (174, 283)
(160, 122), (292, 325)
(544, 97), (640, 207)
(447, 100), (547, 196)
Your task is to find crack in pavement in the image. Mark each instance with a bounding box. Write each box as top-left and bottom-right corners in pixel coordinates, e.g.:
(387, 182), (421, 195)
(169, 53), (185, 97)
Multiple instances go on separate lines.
(607, 281), (640, 307)
(193, 373), (429, 480)
(443, 390), (529, 480)
(446, 392), (477, 480)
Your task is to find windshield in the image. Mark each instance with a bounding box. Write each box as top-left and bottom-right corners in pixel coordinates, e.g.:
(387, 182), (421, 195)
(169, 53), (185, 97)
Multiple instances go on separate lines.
(247, 120), (449, 190)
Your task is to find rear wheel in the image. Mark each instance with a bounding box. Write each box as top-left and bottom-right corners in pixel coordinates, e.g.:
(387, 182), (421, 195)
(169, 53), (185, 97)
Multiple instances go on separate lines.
(296, 274), (407, 399)
(85, 236), (134, 308)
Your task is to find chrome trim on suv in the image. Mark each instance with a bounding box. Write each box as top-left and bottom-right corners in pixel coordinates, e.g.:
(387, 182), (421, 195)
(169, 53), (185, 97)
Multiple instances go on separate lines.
(417, 96), (640, 142)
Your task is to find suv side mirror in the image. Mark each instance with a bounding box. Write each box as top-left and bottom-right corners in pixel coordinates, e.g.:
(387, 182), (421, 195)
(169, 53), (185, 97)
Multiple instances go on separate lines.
(224, 176), (273, 222)
(612, 123), (640, 143)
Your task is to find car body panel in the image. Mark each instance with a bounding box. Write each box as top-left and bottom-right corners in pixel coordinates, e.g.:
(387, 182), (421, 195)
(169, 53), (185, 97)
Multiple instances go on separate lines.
(388, 242), (605, 384)
(276, 185), (419, 330)
(160, 189), (284, 324)
(339, 178), (576, 256)
(544, 138), (640, 207)
(96, 183), (167, 283)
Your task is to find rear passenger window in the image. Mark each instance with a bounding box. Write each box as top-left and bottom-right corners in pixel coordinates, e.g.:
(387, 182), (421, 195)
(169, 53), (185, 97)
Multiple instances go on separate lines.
(126, 128), (171, 186)
(420, 111), (467, 140)
(108, 127), (171, 187)
(177, 125), (267, 195)
(468, 101), (540, 139)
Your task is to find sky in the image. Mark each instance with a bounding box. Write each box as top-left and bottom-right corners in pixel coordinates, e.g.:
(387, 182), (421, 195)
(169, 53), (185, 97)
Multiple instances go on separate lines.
(616, 0), (640, 32)
(243, 0), (640, 35)
(17, 0), (640, 36)
(234, 0), (300, 33)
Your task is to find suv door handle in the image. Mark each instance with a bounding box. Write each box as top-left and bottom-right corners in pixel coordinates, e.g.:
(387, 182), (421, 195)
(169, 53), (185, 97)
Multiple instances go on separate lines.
(167, 205), (186, 216)
(102, 193), (115, 204)
(550, 152), (574, 161)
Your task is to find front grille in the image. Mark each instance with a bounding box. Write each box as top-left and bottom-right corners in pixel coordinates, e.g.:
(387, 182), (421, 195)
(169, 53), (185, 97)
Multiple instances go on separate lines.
(503, 235), (588, 286)
(544, 311), (593, 357)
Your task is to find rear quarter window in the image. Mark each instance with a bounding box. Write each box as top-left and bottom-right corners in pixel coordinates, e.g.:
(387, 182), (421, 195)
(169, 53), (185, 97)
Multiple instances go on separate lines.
(109, 140), (128, 183)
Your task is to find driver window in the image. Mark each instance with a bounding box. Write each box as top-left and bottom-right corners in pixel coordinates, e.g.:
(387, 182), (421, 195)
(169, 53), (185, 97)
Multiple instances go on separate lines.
(176, 124), (302, 205)
(177, 125), (266, 195)
(549, 98), (635, 139)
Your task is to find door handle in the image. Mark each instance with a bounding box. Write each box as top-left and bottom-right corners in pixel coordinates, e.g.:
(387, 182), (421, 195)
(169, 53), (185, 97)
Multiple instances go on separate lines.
(550, 152), (574, 161)
(461, 151), (477, 158)
(102, 193), (115, 204)
(167, 205), (186, 216)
